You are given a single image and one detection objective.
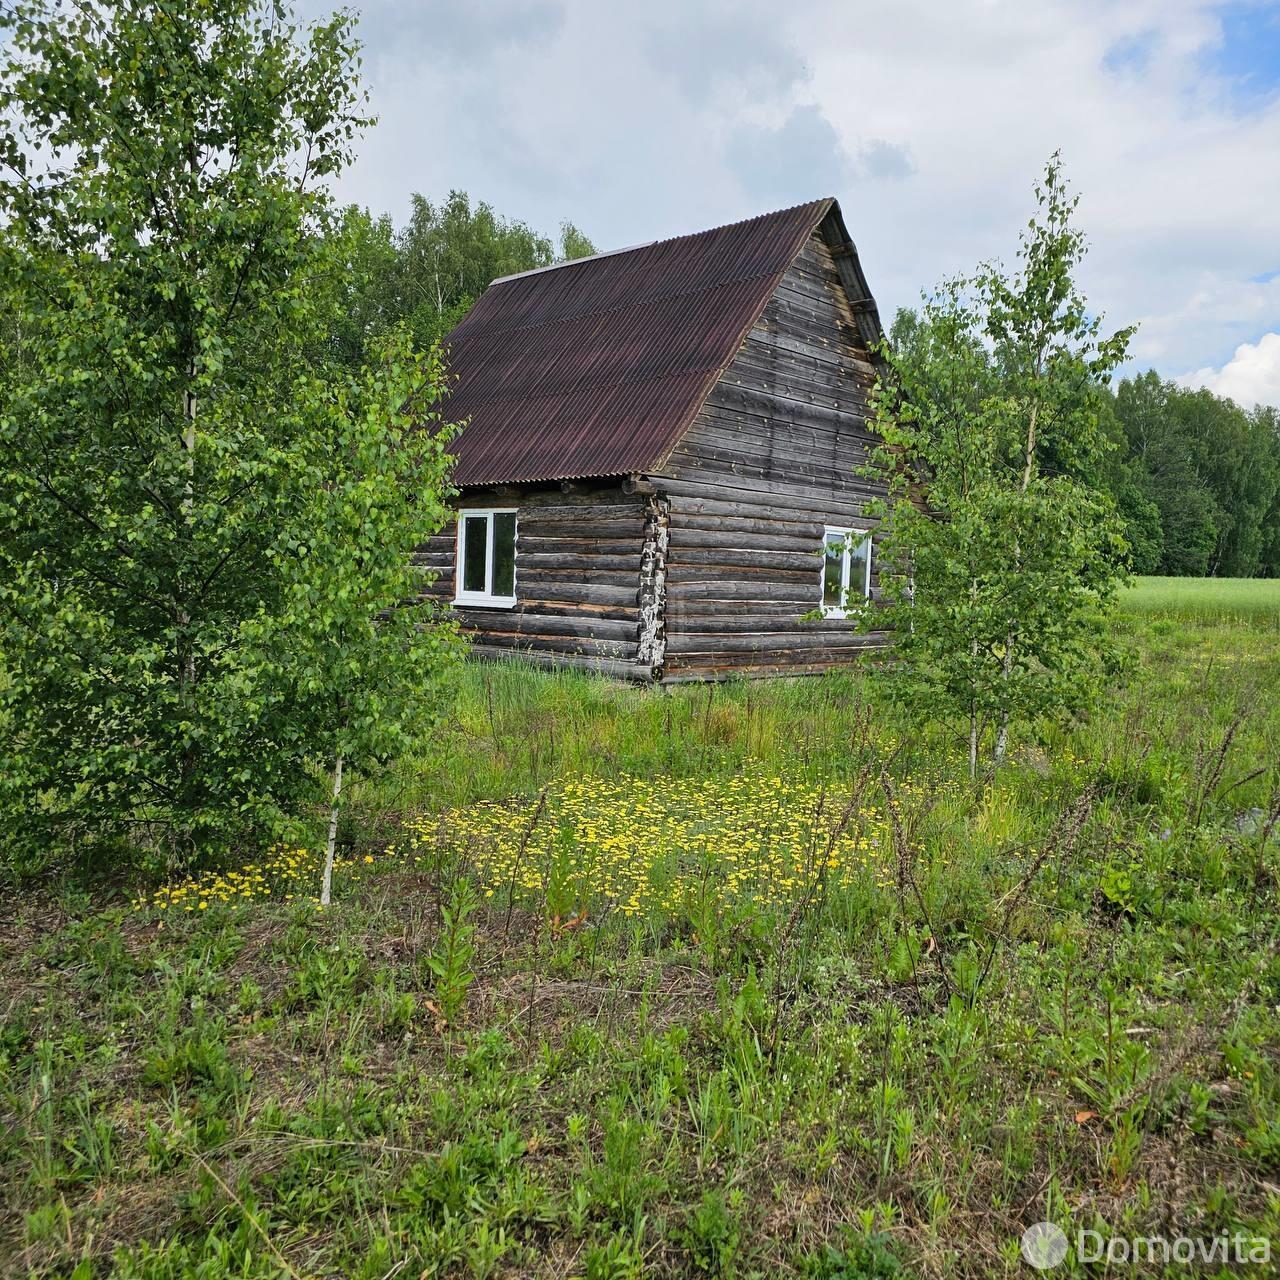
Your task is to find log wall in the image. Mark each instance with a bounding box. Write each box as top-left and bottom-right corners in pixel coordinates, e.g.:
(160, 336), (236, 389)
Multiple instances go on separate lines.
(648, 227), (891, 681)
(414, 485), (656, 679)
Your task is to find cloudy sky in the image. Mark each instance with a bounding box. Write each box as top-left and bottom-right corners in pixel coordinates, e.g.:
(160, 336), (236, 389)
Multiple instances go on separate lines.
(311, 0), (1280, 407)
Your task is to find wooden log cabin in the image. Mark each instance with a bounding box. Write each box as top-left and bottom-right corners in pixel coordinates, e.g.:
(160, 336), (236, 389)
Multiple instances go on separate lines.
(415, 197), (890, 682)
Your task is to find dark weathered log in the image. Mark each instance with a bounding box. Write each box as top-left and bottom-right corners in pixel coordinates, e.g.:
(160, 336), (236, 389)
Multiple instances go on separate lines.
(656, 490), (868, 521)
(719, 348), (874, 408)
(518, 519), (644, 538)
(671, 446), (874, 495)
(454, 495), (642, 517)
(695, 384), (870, 438)
(665, 547), (823, 573)
(469, 646), (652, 682)
(471, 599), (638, 622)
(514, 553), (641, 572)
(666, 598), (818, 618)
(668, 512), (826, 537)
(664, 581), (817, 604)
(686, 410), (880, 453)
(665, 630), (875, 655)
(464, 644), (641, 666)
(651, 473), (880, 511)
(727, 325), (859, 370)
(665, 527), (825, 554)
(694, 404), (883, 451)
(452, 612), (637, 642)
(508, 582), (638, 607)
(667, 612), (860, 633)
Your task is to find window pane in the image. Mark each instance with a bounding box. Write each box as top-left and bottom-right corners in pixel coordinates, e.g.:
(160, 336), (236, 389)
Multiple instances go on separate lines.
(492, 512), (516, 598)
(462, 514), (488, 594)
(849, 537), (871, 597)
(823, 534), (845, 608)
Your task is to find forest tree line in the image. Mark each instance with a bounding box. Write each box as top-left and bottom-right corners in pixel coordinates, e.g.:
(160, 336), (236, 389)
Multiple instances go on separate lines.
(324, 190), (597, 369)
(1105, 372), (1279, 578)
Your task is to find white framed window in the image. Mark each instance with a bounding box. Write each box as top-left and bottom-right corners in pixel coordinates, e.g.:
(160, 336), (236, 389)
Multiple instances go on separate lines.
(454, 508), (517, 608)
(821, 525), (873, 617)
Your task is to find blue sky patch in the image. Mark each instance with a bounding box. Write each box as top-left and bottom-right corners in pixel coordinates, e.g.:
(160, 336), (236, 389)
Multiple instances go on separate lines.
(1205, 2), (1280, 107)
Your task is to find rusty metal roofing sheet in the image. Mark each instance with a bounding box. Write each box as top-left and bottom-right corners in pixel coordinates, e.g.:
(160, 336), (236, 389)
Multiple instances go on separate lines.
(442, 198), (836, 486)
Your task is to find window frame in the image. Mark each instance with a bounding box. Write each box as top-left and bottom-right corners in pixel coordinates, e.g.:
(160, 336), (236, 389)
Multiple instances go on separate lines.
(453, 507), (518, 609)
(820, 524), (873, 618)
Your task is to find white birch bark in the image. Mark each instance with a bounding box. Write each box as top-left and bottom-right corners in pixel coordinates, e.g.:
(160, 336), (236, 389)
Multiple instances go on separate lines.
(320, 755), (344, 907)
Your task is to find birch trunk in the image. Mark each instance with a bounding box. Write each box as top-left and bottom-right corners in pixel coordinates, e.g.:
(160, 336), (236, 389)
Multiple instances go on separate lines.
(180, 366), (196, 685)
(969, 573), (980, 778)
(995, 394), (1042, 766)
(320, 755), (344, 907)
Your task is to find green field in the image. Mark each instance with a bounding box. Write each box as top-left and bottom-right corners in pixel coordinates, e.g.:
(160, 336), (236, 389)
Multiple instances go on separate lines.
(3, 583), (1279, 1278)
(1123, 574), (1280, 622)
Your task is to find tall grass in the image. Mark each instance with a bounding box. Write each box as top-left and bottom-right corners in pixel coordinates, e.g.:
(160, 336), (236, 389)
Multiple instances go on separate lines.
(1122, 574), (1280, 623)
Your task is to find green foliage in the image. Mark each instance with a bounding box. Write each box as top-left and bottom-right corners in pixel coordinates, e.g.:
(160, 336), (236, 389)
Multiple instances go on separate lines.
(584, 1232), (645, 1280)
(800, 1232), (903, 1279)
(327, 191), (597, 368)
(1111, 372), (1280, 578)
(423, 878), (478, 1026)
(0, 0), (461, 873)
(1098, 409), (1165, 575)
(676, 1190), (741, 1275)
(1095, 860), (1141, 917)
(867, 157), (1132, 772)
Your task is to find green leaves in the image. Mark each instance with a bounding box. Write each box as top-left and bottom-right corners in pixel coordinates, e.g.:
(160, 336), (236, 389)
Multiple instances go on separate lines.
(1112, 372), (1280, 578)
(0, 2), (459, 872)
(865, 157), (1132, 773)
(321, 192), (598, 371)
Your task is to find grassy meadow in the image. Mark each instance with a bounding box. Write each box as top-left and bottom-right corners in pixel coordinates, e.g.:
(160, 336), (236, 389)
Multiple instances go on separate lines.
(1122, 575), (1280, 623)
(2, 579), (1279, 1278)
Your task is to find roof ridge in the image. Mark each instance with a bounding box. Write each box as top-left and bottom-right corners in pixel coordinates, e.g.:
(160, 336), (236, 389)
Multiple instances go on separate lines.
(485, 197), (834, 290)
(488, 239), (656, 287)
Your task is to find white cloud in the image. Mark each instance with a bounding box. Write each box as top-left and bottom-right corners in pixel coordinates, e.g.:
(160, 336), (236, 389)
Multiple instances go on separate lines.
(1180, 332), (1280, 408)
(298, 0), (1280, 379)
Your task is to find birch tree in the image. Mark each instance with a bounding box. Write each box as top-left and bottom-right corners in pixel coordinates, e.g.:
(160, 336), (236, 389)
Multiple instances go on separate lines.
(0, 1), (460, 872)
(864, 157), (1133, 776)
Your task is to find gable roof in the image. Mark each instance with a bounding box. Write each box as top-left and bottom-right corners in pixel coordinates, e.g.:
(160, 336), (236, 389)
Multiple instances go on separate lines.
(442, 197), (881, 487)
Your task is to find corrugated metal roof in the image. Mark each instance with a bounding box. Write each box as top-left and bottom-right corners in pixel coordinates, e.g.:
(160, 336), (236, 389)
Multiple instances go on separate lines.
(442, 198), (843, 486)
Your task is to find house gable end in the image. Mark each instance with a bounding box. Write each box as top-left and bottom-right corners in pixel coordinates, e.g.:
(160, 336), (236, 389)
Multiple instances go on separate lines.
(650, 211), (885, 502)
(443, 199), (839, 487)
(644, 207), (890, 681)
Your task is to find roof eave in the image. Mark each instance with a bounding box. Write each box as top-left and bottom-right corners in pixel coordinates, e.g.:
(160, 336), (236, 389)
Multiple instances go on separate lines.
(816, 200), (885, 355)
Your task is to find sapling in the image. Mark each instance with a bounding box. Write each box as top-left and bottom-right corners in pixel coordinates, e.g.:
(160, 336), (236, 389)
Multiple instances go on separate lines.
(863, 156), (1132, 775)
